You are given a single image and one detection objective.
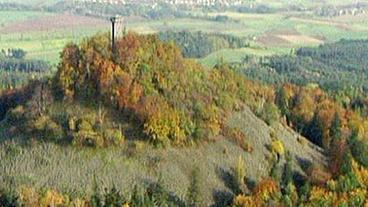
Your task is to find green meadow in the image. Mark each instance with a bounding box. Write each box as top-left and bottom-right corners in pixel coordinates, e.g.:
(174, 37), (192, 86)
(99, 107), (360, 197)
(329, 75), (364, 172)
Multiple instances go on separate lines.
(1, 3), (368, 66)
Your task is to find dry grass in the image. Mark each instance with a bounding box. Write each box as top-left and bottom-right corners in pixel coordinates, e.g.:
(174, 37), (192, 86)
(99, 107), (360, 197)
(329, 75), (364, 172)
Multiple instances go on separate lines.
(0, 138), (248, 205)
(0, 104), (328, 205)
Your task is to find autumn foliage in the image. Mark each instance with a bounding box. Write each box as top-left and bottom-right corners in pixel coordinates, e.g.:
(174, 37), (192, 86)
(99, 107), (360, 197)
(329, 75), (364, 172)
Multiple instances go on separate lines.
(55, 32), (272, 146)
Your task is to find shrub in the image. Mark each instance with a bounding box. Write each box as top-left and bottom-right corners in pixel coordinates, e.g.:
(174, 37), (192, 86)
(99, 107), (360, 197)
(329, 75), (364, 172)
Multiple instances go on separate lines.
(282, 152), (293, 187)
(233, 156), (247, 194)
(233, 195), (255, 207)
(307, 166), (332, 185)
(0, 189), (19, 207)
(68, 116), (77, 131)
(194, 104), (222, 139)
(187, 167), (201, 207)
(299, 181), (311, 201)
(104, 186), (125, 206)
(269, 156), (283, 183)
(72, 130), (103, 147)
(130, 185), (156, 207)
(6, 105), (25, 125)
(335, 172), (361, 193)
(253, 178), (280, 202)
(283, 183), (298, 206)
(67, 115), (125, 148)
(71, 118), (103, 147)
(350, 136), (368, 167)
(143, 109), (184, 145)
(271, 139), (285, 159)
(142, 97), (186, 145)
(257, 102), (280, 125)
(104, 128), (125, 146)
(126, 141), (146, 157)
(222, 126), (252, 153)
(39, 190), (65, 206)
(28, 115), (64, 141)
(18, 187), (39, 206)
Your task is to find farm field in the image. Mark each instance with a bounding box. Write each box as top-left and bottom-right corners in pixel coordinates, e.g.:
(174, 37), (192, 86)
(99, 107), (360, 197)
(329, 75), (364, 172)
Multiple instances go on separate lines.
(0, 11), (109, 65)
(0, 0), (61, 6)
(2, 6), (368, 66)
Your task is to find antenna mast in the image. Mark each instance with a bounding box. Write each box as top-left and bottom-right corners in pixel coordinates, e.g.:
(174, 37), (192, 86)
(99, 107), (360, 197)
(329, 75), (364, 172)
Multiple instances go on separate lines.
(110, 16), (116, 52)
(110, 15), (124, 55)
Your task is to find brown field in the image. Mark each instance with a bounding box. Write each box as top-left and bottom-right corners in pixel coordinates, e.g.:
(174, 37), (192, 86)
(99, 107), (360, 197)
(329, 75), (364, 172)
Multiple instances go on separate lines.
(258, 28), (302, 46)
(0, 14), (108, 34)
(258, 34), (290, 46)
(277, 34), (324, 45)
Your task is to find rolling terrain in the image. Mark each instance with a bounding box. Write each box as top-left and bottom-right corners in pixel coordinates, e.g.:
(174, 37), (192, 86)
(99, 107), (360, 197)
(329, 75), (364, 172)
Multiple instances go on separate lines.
(0, 0), (368, 206)
(1, 1), (368, 65)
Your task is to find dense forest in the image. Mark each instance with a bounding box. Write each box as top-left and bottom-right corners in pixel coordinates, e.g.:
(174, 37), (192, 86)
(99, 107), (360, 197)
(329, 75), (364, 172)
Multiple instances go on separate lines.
(159, 30), (249, 58)
(0, 32), (368, 206)
(237, 39), (368, 97)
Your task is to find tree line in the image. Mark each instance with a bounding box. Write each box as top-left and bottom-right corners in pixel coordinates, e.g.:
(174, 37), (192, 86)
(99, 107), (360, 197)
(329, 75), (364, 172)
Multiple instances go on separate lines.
(236, 39), (368, 98)
(0, 48), (50, 73)
(159, 30), (250, 58)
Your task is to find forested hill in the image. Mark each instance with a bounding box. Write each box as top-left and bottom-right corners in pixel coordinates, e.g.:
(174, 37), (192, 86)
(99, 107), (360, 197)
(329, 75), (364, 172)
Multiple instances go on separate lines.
(1, 32), (368, 206)
(0, 32), (274, 148)
(296, 39), (368, 72)
(239, 39), (368, 96)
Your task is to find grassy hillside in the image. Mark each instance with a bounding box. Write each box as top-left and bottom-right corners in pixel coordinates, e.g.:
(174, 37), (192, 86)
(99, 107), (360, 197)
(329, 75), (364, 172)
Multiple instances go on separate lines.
(0, 106), (326, 205)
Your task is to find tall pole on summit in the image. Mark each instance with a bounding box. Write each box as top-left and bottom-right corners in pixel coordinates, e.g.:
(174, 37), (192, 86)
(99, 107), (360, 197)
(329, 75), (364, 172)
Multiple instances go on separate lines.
(110, 16), (117, 55)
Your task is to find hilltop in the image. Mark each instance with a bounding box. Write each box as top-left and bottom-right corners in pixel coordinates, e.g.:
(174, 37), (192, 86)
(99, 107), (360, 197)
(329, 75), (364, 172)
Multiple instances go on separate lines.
(1, 0), (368, 205)
(0, 32), (329, 205)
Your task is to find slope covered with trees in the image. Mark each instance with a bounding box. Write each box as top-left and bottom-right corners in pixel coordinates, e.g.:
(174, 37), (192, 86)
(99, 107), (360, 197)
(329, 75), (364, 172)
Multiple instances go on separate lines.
(1, 32), (368, 206)
(238, 39), (368, 96)
(0, 32), (275, 148)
